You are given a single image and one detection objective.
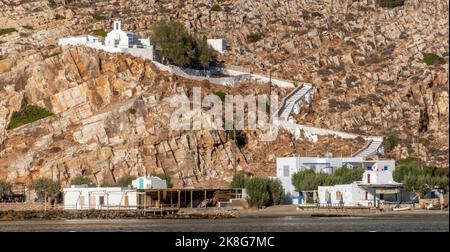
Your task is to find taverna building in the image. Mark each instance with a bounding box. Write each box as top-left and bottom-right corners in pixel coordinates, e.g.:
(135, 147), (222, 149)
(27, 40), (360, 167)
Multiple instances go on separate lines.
(317, 169), (403, 207)
(58, 19), (154, 60)
(63, 185), (138, 210)
(63, 176), (166, 210)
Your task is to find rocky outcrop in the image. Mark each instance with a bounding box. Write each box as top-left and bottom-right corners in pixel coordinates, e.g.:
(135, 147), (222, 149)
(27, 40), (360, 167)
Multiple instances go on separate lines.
(0, 46), (365, 187)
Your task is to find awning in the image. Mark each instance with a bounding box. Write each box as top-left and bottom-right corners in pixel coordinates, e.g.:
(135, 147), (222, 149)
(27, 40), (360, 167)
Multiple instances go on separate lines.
(375, 188), (400, 194)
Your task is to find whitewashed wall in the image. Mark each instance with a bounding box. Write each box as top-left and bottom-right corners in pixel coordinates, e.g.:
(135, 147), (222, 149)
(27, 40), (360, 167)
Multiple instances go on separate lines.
(63, 187), (137, 210)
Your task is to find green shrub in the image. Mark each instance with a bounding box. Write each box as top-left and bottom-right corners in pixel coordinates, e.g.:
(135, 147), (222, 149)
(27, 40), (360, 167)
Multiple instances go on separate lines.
(100, 181), (116, 187)
(422, 53), (446, 66)
(267, 179), (284, 205)
(7, 105), (53, 130)
(230, 172), (247, 188)
(92, 29), (107, 37)
(0, 180), (12, 197)
(245, 177), (271, 208)
(150, 20), (216, 68)
(377, 0), (405, 8)
(92, 13), (104, 21)
(384, 135), (400, 150)
(197, 38), (215, 68)
(116, 176), (135, 188)
(70, 176), (93, 185)
(48, 0), (57, 8)
(419, 138), (430, 146)
(211, 4), (222, 11)
(244, 177), (284, 208)
(31, 178), (60, 199)
(246, 32), (262, 43)
(0, 28), (17, 36)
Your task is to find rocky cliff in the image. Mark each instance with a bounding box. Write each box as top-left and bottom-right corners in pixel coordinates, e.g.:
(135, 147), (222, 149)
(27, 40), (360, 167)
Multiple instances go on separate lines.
(0, 47), (364, 187)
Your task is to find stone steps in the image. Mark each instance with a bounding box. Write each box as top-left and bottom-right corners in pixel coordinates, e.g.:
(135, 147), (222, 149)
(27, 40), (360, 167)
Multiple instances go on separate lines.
(277, 84), (312, 120)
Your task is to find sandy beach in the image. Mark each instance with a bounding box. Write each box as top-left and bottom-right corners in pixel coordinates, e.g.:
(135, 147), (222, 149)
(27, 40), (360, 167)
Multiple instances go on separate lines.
(236, 205), (450, 218)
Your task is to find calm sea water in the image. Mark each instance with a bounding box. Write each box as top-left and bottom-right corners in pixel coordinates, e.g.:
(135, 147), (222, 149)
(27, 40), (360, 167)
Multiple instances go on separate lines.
(0, 214), (448, 232)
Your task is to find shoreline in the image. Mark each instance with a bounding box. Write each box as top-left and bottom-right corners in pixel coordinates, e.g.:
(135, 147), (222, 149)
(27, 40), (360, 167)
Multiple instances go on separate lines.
(0, 205), (448, 221)
(236, 205), (449, 218)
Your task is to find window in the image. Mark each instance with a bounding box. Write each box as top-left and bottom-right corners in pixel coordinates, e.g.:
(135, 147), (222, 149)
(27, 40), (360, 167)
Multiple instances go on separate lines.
(367, 166), (372, 170)
(283, 165), (290, 177)
(99, 196), (105, 206)
(384, 166), (388, 171)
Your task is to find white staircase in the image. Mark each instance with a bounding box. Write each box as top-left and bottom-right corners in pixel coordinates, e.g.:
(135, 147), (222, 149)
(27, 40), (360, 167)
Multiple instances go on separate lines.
(277, 84), (312, 120)
(272, 80), (385, 159)
(352, 138), (384, 158)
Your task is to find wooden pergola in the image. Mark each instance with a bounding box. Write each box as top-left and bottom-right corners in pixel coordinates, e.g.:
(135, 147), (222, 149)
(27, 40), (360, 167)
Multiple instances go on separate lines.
(136, 188), (230, 209)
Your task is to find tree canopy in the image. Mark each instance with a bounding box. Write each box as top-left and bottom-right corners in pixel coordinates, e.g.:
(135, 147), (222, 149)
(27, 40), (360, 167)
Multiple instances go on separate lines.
(0, 180), (12, 197)
(116, 175), (135, 188)
(291, 167), (365, 192)
(70, 176), (93, 185)
(31, 178), (60, 199)
(150, 20), (216, 69)
(393, 157), (449, 195)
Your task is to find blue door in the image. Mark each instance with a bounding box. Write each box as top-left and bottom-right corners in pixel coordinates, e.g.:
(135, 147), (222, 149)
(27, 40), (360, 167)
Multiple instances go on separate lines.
(139, 178), (144, 189)
(298, 193), (303, 206)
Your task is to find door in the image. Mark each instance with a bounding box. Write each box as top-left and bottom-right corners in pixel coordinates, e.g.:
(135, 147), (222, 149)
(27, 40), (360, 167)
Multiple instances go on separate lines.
(139, 178), (144, 189)
(89, 196), (95, 209)
(367, 174), (371, 184)
(124, 195), (129, 207)
(79, 196), (85, 209)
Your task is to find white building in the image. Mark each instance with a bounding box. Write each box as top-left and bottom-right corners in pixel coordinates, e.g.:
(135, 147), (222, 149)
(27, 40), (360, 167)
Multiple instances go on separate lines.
(207, 39), (226, 54)
(276, 156), (396, 204)
(59, 19), (154, 60)
(63, 185), (137, 210)
(131, 176), (167, 190)
(318, 169), (403, 207)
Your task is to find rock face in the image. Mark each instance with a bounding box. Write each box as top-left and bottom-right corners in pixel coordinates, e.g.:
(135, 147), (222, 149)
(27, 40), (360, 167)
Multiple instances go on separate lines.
(0, 46), (365, 187)
(0, 0), (448, 186)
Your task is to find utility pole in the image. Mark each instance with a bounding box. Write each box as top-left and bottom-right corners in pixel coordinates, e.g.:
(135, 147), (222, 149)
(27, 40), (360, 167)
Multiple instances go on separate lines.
(233, 128), (237, 176)
(417, 134), (420, 169)
(231, 120), (237, 177)
(268, 70), (272, 114)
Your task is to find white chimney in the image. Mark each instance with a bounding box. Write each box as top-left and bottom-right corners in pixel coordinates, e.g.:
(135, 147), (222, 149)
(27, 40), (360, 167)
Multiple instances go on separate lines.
(114, 19), (121, 31)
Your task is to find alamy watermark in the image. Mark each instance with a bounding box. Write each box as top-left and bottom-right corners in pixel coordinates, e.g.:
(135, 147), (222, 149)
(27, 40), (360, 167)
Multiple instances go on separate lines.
(170, 87), (280, 141)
